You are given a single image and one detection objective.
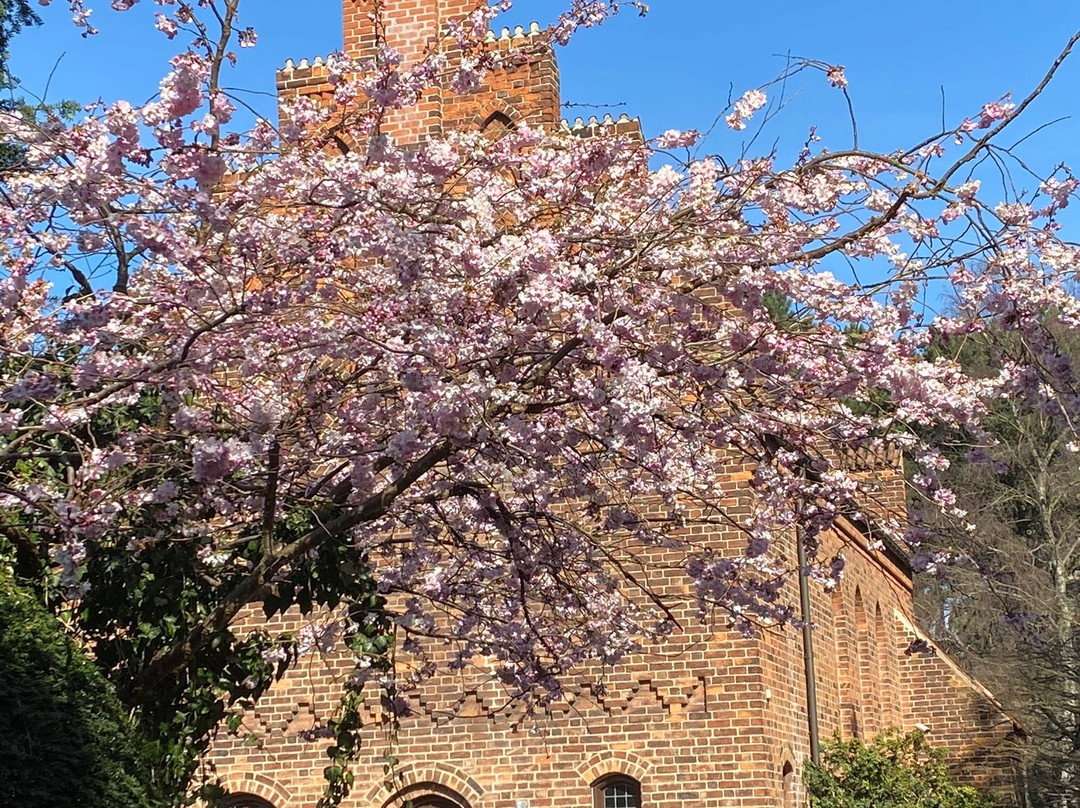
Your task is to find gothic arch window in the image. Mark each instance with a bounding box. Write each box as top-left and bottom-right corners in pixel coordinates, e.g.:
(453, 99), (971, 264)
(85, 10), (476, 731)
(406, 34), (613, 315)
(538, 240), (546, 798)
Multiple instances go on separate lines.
(593, 775), (642, 808)
(859, 592), (881, 734)
(480, 110), (514, 137)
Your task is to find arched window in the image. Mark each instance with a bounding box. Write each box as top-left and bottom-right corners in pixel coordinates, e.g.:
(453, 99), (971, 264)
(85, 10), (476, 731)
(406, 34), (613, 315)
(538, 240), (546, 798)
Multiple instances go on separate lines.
(855, 590), (881, 735)
(480, 110), (514, 138)
(386, 783), (470, 808)
(782, 761), (795, 808)
(853, 586), (869, 736)
(593, 775), (642, 808)
(831, 588), (856, 737)
(876, 602), (896, 727)
(224, 794), (277, 808)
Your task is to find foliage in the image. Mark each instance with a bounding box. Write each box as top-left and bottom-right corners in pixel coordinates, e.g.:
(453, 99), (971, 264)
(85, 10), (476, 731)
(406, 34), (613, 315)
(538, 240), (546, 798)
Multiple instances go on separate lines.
(0, 1), (39, 57)
(0, 565), (165, 808)
(0, 2), (78, 175)
(916, 323), (1080, 808)
(805, 730), (994, 808)
(2, 0), (1080, 803)
(0, 0), (38, 170)
(1, 382), (393, 802)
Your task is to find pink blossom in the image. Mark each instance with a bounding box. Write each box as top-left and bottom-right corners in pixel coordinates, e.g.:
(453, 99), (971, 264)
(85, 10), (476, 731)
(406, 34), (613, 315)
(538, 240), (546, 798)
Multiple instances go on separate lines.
(725, 88), (767, 131)
(0, 410), (23, 435)
(978, 96), (1015, 127)
(191, 437), (252, 482)
(654, 129), (700, 149)
(154, 13), (177, 39)
(1040, 176), (1078, 207)
(9, 0), (1080, 709)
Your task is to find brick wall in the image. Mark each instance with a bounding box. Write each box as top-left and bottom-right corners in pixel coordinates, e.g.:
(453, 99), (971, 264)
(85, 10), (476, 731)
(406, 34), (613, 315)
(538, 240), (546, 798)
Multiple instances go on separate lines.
(207, 513), (1023, 808)
(756, 519), (1023, 808)
(342, 0), (479, 64)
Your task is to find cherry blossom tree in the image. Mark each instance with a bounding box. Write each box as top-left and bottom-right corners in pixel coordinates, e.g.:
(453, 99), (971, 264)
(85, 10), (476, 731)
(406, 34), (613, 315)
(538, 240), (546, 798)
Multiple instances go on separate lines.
(3, 0), (1080, 801)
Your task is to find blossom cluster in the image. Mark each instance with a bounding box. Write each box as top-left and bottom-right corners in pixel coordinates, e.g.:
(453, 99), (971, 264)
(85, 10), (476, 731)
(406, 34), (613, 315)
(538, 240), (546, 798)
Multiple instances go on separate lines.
(3, 0), (1080, 708)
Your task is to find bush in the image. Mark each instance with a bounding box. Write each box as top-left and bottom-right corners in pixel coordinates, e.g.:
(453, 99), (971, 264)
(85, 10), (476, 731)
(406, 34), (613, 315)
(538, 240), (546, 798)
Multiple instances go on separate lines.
(0, 567), (165, 808)
(806, 729), (994, 808)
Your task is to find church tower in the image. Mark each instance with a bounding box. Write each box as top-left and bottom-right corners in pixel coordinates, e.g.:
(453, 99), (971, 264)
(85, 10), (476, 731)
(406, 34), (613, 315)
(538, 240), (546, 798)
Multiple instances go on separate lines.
(277, 0), (563, 145)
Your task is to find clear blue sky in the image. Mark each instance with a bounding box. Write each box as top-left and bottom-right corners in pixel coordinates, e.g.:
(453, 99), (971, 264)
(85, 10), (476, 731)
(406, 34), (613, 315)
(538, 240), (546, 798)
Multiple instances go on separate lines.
(9, 1), (1080, 198)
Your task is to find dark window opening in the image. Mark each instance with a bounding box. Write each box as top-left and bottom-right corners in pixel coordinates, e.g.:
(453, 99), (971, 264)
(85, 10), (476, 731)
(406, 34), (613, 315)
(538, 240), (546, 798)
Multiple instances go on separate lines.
(332, 134), (352, 155)
(224, 794), (277, 808)
(389, 784), (470, 808)
(782, 761), (795, 808)
(480, 110), (514, 135)
(412, 799), (464, 808)
(593, 775), (642, 808)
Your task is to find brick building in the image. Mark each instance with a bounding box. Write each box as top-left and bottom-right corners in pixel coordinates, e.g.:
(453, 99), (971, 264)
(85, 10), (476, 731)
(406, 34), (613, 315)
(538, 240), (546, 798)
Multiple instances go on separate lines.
(208, 3), (1024, 806)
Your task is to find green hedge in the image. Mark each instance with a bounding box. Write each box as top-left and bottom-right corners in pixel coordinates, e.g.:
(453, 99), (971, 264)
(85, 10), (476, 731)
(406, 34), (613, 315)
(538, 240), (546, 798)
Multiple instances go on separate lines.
(806, 729), (994, 808)
(0, 568), (164, 808)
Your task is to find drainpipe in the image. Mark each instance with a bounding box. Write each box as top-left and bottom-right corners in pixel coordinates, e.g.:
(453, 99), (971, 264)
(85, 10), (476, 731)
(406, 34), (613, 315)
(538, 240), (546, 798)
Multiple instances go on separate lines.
(797, 524), (821, 765)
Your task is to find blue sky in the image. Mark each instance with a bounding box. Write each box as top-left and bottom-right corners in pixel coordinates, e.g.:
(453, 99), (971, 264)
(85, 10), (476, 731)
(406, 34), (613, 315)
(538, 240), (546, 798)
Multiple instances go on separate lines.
(9, 1), (1080, 199)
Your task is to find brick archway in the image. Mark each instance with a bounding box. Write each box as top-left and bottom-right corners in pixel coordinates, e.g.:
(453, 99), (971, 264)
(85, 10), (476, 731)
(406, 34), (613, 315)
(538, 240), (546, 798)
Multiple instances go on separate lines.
(577, 749), (651, 786)
(366, 762), (485, 808)
(217, 773), (293, 808)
